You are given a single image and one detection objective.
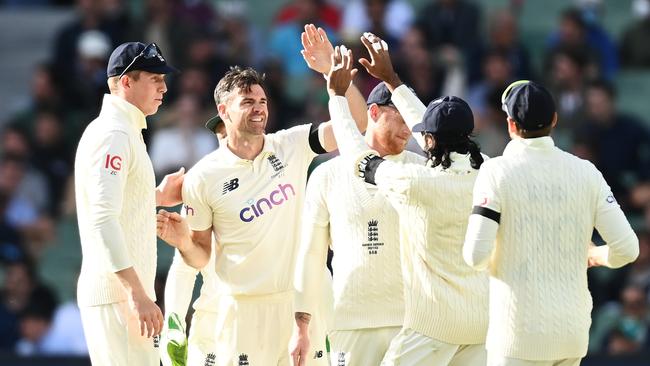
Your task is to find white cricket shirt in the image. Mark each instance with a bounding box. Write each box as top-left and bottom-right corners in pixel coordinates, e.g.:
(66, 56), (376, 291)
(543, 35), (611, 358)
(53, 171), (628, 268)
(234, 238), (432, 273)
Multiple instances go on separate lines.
(182, 124), (317, 296)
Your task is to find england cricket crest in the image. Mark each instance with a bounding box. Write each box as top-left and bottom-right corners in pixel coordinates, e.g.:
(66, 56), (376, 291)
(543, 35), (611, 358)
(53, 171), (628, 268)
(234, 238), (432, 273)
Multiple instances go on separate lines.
(362, 219), (384, 255)
(204, 353), (216, 366)
(337, 351), (346, 366)
(238, 353), (249, 366)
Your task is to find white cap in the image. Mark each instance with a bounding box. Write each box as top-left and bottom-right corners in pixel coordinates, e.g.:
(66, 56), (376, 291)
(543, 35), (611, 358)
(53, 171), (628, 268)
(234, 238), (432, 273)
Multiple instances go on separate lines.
(77, 30), (111, 59)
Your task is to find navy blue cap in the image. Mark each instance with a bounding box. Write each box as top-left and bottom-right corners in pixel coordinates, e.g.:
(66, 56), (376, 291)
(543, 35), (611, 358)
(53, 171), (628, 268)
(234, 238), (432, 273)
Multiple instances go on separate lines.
(502, 80), (556, 131)
(107, 42), (178, 77)
(366, 83), (395, 107)
(412, 96), (474, 142)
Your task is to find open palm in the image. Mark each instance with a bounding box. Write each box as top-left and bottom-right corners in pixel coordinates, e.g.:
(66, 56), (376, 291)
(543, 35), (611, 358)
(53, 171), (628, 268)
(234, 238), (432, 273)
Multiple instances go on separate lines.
(301, 23), (335, 74)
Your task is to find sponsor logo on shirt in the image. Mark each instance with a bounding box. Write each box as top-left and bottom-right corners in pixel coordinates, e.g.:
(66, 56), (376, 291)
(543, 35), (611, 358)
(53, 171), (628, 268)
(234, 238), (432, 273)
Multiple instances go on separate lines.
(239, 183), (295, 223)
(104, 154), (122, 175)
(205, 353), (216, 366)
(238, 353), (249, 366)
(183, 204), (195, 216)
(223, 178), (240, 194)
(362, 219), (384, 255)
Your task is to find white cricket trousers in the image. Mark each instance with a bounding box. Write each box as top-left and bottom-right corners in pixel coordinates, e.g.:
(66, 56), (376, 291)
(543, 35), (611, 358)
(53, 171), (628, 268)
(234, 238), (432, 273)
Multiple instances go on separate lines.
(487, 354), (581, 366)
(381, 328), (486, 366)
(329, 326), (400, 366)
(213, 290), (329, 366)
(80, 301), (160, 366)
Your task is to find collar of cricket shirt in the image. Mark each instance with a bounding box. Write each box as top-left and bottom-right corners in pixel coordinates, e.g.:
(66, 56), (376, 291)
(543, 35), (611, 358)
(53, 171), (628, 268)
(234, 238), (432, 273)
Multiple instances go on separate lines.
(101, 94), (147, 131)
(502, 136), (555, 157)
(217, 134), (277, 165)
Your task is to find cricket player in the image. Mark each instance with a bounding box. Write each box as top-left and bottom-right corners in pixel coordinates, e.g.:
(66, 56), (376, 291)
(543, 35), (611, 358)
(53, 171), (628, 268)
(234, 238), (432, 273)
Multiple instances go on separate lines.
(325, 41), (488, 365)
(74, 42), (183, 366)
(463, 80), (640, 366)
(160, 116), (226, 366)
(292, 80), (426, 366)
(156, 25), (368, 365)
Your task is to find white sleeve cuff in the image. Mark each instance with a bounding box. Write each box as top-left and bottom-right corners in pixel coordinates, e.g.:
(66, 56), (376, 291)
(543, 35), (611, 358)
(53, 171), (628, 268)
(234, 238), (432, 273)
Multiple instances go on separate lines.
(328, 96), (369, 157)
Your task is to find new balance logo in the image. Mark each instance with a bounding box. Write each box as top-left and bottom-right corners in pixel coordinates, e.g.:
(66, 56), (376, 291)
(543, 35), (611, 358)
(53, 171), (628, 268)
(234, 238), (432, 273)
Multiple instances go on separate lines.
(313, 350), (323, 359)
(238, 353), (249, 366)
(205, 353), (216, 366)
(223, 178), (240, 194)
(267, 154), (285, 172)
(368, 220), (379, 242)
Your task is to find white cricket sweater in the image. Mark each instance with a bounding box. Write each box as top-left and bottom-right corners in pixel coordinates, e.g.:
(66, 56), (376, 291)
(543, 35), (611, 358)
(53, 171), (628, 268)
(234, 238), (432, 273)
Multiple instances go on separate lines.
(75, 94), (157, 306)
(328, 96), (489, 345)
(464, 136), (639, 360)
(295, 152), (424, 331)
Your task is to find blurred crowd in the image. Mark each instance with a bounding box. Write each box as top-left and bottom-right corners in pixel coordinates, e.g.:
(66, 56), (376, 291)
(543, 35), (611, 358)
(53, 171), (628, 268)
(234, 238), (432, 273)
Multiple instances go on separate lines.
(1, 0), (650, 359)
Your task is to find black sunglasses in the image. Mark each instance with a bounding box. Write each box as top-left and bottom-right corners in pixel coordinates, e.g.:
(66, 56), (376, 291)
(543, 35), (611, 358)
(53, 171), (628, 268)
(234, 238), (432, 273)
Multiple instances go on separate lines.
(118, 43), (161, 79)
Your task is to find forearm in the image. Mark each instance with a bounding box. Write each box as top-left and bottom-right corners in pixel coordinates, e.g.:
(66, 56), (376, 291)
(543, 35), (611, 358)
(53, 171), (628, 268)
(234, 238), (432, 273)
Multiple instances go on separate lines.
(294, 224), (329, 315)
(294, 311), (311, 335)
(463, 214), (498, 270)
(177, 236), (211, 269)
(328, 95), (374, 157)
(164, 251), (199, 317)
(90, 213), (132, 272)
(345, 83), (369, 134)
(595, 203), (640, 268)
(115, 266), (148, 299)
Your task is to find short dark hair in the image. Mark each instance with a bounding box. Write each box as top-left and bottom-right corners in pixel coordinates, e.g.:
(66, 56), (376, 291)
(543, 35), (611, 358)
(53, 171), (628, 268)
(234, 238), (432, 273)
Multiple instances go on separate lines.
(514, 122), (554, 138)
(214, 66), (266, 105)
(586, 79), (617, 100)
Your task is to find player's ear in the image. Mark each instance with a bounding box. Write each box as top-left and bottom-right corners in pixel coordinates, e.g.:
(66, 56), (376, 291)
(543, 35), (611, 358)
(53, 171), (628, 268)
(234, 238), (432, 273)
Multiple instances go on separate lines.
(217, 103), (228, 122)
(369, 103), (380, 122)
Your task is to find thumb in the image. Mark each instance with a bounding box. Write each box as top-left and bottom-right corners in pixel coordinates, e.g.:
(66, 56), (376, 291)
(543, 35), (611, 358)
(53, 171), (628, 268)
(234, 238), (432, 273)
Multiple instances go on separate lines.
(358, 58), (372, 71)
(177, 167), (185, 175)
(168, 212), (184, 222)
(350, 68), (358, 80)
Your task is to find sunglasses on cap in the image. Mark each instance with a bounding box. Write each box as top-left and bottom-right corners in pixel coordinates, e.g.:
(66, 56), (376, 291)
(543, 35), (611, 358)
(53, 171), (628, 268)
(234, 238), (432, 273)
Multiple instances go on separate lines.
(118, 43), (161, 79)
(501, 80), (530, 114)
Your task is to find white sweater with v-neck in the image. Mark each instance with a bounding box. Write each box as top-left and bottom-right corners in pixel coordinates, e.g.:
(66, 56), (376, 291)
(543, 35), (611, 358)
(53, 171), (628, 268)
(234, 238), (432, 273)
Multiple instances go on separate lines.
(296, 152), (424, 331)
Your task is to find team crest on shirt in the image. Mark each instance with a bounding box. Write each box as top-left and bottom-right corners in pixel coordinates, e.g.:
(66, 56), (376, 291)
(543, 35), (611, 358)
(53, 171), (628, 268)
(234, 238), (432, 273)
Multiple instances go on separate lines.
(238, 353), (249, 366)
(337, 352), (346, 366)
(204, 353), (216, 366)
(267, 154), (287, 179)
(361, 219), (384, 255)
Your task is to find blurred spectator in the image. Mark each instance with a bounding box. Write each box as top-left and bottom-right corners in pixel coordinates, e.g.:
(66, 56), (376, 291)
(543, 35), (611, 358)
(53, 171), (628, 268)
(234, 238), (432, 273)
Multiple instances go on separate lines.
(590, 285), (650, 355)
(0, 190), (26, 264)
(275, 0), (341, 31)
(261, 59), (306, 132)
(626, 231), (650, 298)
(547, 48), (589, 144)
(214, 2), (266, 70)
(545, 8), (605, 80)
(0, 259), (57, 352)
(172, 0), (218, 29)
(0, 126), (50, 219)
(30, 110), (74, 217)
(620, 0), (650, 68)
(268, 0), (338, 101)
(38, 301), (87, 355)
(471, 84), (510, 158)
(484, 9), (533, 80)
(150, 94), (217, 179)
(128, 0), (193, 69)
(573, 80), (650, 210)
(414, 0), (482, 82)
(467, 49), (514, 123)
(393, 27), (464, 104)
(341, 0), (414, 47)
(15, 300), (56, 356)
(70, 30), (111, 113)
(51, 0), (129, 97)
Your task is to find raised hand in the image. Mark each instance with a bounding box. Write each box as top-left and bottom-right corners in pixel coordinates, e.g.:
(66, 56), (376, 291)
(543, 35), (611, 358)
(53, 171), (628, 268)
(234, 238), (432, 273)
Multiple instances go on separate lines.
(157, 209), (190, 250)
(358, 32), (401, 89)
(327, 45), (358, 97)
(300, 23), (335, 75)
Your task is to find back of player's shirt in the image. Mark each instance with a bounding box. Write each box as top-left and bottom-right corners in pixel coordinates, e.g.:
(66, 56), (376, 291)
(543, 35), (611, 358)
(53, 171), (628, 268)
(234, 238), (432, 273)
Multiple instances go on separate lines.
(182, 125), (316, 296)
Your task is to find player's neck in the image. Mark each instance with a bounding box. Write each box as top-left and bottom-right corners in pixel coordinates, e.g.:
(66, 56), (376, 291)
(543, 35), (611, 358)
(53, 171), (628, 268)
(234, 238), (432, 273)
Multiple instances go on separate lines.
(365, 133), (389, 157)
(227, 132), (265, 160)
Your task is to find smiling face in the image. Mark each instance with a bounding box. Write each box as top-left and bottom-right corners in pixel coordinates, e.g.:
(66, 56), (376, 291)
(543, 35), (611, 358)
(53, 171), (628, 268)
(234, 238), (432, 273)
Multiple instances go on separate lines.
(220, 84), (268, 137)
(124, 71), (167, 116)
